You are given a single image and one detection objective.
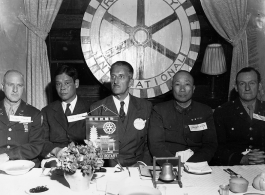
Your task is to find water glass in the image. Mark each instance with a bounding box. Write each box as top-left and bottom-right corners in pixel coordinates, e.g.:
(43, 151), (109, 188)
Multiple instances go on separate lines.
(219, 184), (229, 195)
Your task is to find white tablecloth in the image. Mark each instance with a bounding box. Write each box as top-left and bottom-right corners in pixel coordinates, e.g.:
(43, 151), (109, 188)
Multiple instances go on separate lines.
(1, 165), (265, 195)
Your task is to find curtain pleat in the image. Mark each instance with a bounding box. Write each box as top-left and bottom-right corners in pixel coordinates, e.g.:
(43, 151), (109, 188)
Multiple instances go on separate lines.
(21, 0), (62, 110)
(200, 0), (249, 100)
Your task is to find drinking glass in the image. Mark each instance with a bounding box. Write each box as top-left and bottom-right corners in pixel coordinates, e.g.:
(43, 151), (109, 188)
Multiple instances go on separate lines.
(219, 184), (229, 195)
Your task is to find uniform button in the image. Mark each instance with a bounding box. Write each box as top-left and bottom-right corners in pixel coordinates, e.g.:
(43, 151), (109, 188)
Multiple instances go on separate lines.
(231, 128), (234, 130)
(7, 137), (11, 140)
(7, 145), (10, 149)
(249, 145), (253, 149)
(8, 128), (12, 131)
(250, 137), (253, 141)
(249, 127), (253, 131)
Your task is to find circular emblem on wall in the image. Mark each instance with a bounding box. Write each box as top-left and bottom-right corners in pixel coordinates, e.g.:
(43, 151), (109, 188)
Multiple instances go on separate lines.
(81, 0), (200, 98)
(103, 122), (116, 134)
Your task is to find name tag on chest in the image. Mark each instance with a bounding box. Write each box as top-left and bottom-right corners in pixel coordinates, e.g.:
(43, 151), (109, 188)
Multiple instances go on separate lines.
(10, 115), (32, 123)
(253, 113), (265, 121)
(188, 122), (207, 131)
(67, 113), (87, 122)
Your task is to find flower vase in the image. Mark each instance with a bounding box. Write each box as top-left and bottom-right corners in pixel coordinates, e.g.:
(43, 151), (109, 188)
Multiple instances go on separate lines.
(64, 169), (93, 192)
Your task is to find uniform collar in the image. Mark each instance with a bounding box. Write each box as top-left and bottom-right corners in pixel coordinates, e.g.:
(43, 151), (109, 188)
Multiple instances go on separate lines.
(174, 100), (192, 114)
(4, 98), (21, 114)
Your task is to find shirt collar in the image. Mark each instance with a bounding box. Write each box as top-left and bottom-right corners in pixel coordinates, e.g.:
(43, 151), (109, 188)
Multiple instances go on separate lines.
(240, 99), (256, 112)
(62, 95), (77, 113)
(4, 98), (21, 114)
(112, 94), (130, 114)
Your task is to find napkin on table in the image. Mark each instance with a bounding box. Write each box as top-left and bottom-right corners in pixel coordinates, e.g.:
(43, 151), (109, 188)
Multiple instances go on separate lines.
(176, 149), (194, 163)
(184, 161), (212, 174)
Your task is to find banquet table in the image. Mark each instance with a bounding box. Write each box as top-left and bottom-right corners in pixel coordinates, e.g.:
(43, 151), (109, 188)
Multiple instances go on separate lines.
(1, 165), (265, 195)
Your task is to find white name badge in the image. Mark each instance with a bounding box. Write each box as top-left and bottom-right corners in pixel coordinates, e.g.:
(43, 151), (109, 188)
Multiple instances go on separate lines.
(67, 113), (87, 122)
(188, 122), (207, 131)
(253, 113), (265, 121)
(10, 115), (32, 123)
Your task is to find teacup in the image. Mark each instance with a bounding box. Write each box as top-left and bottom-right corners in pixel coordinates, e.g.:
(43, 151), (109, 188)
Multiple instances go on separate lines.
(229, 177), (249, 193)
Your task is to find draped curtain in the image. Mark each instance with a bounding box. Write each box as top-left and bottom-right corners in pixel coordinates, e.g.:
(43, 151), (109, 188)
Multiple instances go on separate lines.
(200, 0), (250, 99)
(18, 0), (62, 110)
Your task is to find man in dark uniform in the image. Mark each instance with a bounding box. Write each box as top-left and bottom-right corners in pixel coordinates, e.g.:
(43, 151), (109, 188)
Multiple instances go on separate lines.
(40, 65), (89, 159)
(0, 70), (43, 167)
(213, 67), (265, 165)
(90, 61), (152, 167)
(149, 70), (217, 166)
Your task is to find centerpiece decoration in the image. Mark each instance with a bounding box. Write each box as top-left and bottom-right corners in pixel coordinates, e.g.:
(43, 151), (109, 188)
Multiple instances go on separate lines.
(57, 140), (104, 192)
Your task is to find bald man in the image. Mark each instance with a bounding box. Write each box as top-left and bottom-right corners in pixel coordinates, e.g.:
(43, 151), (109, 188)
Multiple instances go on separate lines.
(0, 70), (43, 167)
(148, 70), (217, 166)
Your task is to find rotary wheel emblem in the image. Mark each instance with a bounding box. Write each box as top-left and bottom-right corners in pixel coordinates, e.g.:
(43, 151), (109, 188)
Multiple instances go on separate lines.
(81, 0), (200, 98)
(103, 122), (116, 134)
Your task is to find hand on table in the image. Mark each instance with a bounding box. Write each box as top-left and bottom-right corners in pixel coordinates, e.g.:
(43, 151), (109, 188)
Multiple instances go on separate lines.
(50, 147), (67, 159)
(56, 147), (68, 159)
(248, 149), (265, 165)
(0, 153), (9, 165)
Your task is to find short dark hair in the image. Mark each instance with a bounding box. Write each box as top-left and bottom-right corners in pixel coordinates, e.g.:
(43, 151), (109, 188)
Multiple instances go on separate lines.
(173, 70), (194, 84)
(236, 67), (261, 84)
(110, 61), (134, 77)
(54, 65), (78, 82)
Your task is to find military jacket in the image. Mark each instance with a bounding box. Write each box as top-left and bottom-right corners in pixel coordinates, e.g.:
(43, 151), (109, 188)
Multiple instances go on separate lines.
(0, 100), (43, 167)
(212, 98), (265, 165)
(149, 100), (217, 166)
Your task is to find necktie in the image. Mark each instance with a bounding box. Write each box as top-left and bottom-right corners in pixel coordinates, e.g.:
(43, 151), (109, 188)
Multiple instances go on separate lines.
(119, 101), (125, 123)
(65, 103), (71, 116)
(247, 105), (254, 119)
(8, 107), (14, 119)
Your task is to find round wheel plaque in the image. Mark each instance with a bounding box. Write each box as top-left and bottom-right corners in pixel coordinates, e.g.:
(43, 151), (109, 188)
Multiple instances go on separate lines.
(81, 0), (200, 98)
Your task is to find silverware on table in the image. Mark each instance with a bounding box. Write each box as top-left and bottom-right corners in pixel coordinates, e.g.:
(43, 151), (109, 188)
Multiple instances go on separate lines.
(126, 167), (131, 177)
(223, 168), (242, 178)
(114, 158), (124, 171)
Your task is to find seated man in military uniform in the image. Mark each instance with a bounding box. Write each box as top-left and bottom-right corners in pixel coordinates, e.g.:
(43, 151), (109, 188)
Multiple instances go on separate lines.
(0, 70), (43, 167)
(149, 70), (218, 166)
(212, 67), (265, 165)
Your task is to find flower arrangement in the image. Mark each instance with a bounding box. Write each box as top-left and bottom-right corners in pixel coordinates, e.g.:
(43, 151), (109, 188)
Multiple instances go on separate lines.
(57, 140), (104, 175)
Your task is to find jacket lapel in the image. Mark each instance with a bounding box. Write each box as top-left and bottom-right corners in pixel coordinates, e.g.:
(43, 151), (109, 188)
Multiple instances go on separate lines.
(101, 96), (129, 143)
(16, 100), (26, 116)
(252, 100), (264, 125)
(103, 96), (119, 116)
(0, 101), (9, 126)
(53, 101), (68, 131)
(233, 99), (252, 123)
(103, 96), (127, 133)
(68, 97), (87, 129)
(119, 95), (139, 150)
